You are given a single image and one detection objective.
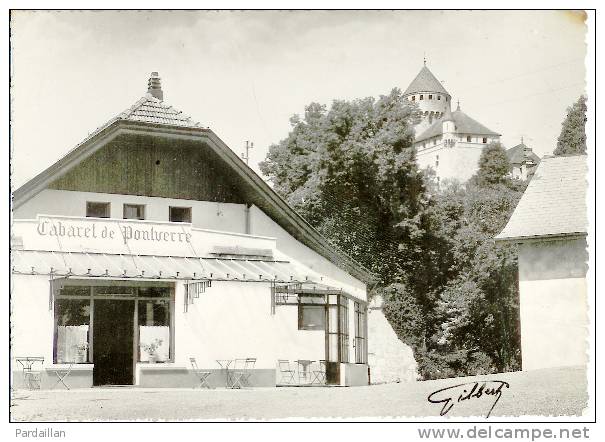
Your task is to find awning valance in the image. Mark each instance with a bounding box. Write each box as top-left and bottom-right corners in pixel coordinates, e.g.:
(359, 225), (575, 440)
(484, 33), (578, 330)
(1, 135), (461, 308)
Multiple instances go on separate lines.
(11, 249), (314, 283)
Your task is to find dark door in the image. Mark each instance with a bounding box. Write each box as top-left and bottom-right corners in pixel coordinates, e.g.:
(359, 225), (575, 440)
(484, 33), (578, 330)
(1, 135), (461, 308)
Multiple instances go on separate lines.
(93, 300), (135, 386)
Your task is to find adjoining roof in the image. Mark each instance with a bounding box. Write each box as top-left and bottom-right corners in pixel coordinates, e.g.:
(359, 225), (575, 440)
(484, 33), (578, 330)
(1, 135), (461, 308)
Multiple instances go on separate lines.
(414, 107), (501, 143)
(506, 143), (541, 165)
(403, 65), (450, 96)
(13, 74), (375, 284)
(496, 155), (587, 241)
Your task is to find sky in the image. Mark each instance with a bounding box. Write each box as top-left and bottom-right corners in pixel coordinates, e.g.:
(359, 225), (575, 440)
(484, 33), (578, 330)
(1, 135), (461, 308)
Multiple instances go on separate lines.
(10, 10), (588, 188)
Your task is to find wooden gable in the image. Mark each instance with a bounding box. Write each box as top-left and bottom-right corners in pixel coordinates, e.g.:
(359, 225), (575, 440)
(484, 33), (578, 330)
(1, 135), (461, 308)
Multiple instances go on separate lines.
(48, 133), (245, 204)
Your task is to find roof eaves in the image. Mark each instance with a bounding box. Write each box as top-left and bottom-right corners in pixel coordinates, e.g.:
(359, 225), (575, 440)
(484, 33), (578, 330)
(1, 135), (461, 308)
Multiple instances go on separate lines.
(495, 231), (587, 243)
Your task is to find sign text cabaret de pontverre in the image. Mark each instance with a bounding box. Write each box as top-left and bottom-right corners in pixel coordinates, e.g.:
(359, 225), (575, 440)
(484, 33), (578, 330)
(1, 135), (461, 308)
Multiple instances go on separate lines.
(36, 219), (192, 245)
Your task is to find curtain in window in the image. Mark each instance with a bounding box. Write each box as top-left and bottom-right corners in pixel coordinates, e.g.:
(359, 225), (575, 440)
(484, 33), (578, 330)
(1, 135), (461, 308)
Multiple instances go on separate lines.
(139, 326), (170, 362)
(56, 325), (89, 363)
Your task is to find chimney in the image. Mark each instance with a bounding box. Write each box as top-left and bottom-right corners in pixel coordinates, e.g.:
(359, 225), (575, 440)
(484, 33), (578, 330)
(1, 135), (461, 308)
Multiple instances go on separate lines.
(147, 72), (163, 101)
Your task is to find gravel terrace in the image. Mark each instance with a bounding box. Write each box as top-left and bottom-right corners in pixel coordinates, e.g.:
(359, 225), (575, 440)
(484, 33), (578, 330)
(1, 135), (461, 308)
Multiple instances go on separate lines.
(11, 366), (588, 421)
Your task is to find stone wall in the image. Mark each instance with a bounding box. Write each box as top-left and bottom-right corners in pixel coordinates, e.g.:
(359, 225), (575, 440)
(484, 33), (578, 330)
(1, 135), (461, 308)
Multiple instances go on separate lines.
(367, 296), (418, 384)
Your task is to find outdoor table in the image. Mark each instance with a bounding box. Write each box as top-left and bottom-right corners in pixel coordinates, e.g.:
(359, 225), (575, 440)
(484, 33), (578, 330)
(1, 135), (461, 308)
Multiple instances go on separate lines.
(216, 359), (233, 388)
(15, 356), (44, 390)
(295, 360), (315, 385)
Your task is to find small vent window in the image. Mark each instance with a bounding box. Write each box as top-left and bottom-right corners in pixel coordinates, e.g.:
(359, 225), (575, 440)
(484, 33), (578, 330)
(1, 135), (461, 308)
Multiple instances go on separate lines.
(86, 202), (110, 218)
(123, 204), (145, 220)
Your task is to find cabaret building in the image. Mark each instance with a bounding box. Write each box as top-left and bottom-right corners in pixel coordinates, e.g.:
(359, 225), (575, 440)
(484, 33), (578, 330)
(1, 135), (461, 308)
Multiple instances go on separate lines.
(11, 73), (373, 389)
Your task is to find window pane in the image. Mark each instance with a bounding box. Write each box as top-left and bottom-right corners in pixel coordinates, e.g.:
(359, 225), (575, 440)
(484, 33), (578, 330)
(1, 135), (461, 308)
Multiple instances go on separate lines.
(138, 286), (171, 298)
(327, 334), (339, 362)
(138, 299), (170, 326)
(300, 305), (325, 330)
(169, 207), (192, 223)
(95, 286), (135, 296)
(55, 299), (91, 363)
(327, 306), (338, 333)
(138, 299), (170, 362)
(60, 286), (90, 297)
(86, 202), (110, 218)
(124, 204), (145, 220)
(299, 295), (325, 304)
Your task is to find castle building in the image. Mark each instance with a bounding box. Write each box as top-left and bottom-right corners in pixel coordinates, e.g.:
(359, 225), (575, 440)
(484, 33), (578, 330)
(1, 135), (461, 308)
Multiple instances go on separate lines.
(506, 140), (541, 181)
(404, 63), (501, 183)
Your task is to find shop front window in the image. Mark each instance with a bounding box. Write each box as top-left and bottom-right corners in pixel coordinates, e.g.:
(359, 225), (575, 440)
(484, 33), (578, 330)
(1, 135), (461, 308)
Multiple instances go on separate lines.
(55, 296), (91, 364)
(53, 284), (173, 366)
(138, 299), (171, 362)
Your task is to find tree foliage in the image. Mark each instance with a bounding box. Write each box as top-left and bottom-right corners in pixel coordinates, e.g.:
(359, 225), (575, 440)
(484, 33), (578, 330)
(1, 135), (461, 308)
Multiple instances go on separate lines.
(261, 92), (525, 379)
(260, 89), (424, 283)
(554, 95), (587, 156)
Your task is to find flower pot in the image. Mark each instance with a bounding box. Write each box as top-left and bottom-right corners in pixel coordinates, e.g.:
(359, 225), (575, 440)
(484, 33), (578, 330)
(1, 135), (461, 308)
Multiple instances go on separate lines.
(148, 354), (158, 364)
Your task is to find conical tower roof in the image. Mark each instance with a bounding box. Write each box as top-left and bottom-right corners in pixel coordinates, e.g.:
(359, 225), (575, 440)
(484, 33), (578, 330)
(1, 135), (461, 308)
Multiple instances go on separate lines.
(403, 65), (449, 96)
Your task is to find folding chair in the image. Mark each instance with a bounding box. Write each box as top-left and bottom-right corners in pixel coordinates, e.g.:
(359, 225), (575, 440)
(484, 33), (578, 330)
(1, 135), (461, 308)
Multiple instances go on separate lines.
(190, 358), (212, 389)
(311, 360), (327, 385)
(277, 360), (295, 385)
(51, 363), (73, 390)
(230, 358), (256, 389)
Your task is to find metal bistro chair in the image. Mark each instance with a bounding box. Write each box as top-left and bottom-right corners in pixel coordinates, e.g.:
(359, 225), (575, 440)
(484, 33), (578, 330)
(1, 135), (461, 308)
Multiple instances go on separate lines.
(230, 358), (256, 389)
(277, 360), (296, 385)
(51, 363), (74, 390)
(190, 358), (213, 389)
(311, 360), (327, 386)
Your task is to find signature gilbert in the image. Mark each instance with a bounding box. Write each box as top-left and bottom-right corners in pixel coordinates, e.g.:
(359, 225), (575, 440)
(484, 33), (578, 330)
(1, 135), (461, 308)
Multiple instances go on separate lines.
(427, 380), (509, 418)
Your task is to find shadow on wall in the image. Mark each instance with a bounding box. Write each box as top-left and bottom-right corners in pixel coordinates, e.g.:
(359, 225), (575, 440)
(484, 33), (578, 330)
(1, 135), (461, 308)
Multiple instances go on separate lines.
(367, 296), (418, 384)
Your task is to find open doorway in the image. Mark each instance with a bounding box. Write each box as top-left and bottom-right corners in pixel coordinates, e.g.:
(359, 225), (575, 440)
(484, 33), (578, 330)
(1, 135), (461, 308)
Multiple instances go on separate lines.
(93, 299), (135, 386)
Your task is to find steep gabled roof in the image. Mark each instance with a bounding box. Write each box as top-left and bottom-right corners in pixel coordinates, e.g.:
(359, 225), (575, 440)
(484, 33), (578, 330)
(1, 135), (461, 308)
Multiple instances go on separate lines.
(496, 155), (587, 241)
(12, 76), (375, 284)
(414, 107), (501, 143)
(117, 94), (202, 128)
(403, 65), (449, 96)
(506, 143), (541, 165)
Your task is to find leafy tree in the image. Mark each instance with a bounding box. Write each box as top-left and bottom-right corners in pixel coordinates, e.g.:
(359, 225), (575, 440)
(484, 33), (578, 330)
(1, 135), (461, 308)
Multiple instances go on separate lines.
(262, 89), (525, 380)
(260, 89), (424, 283)
(554, 95), (587, 156)
(473, 142), (511, 187)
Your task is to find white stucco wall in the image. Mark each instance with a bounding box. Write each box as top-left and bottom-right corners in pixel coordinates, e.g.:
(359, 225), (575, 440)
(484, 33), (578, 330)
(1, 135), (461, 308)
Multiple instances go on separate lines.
(175, 280), (326, 369)
(11, 274), (55, 363)
(14, 189), (248, 234)
(518, 238), (588, 371)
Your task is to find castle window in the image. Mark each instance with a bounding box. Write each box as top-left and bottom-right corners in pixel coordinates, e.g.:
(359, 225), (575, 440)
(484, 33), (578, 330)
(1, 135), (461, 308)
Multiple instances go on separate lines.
(429, 95), (433, 100)
(436, 155), (439, 167)
(482, 137), (488, 143)
(466, 136), (472, 142)
(446, 97), (449, 102)
(420, 95), (424, 100)
(411, 95), (415, 101)
(438, 95), (441, 100)
(433, 138), (437, 146)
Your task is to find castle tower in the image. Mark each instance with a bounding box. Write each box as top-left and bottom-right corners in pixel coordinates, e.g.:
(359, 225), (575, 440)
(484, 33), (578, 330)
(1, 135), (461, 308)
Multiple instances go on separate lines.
(403, 61), (451, 135)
